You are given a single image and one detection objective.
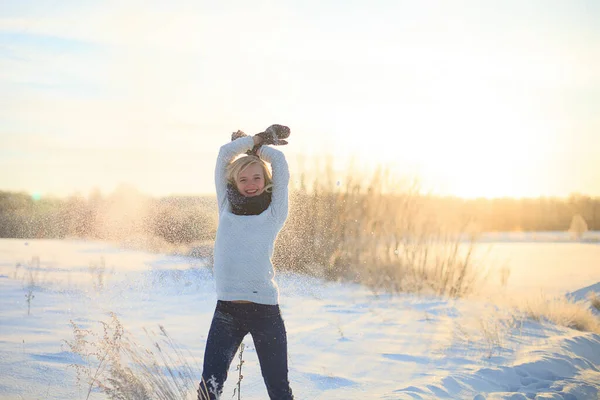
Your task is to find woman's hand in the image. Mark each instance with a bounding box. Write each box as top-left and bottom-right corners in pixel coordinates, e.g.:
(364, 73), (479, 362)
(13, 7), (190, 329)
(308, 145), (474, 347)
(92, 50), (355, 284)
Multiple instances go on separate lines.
(253, 135), (264, 147)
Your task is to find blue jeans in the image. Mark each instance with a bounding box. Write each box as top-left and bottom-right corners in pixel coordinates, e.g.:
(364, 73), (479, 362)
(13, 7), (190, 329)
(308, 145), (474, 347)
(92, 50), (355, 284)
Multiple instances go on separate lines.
(198, 301), (294, 400)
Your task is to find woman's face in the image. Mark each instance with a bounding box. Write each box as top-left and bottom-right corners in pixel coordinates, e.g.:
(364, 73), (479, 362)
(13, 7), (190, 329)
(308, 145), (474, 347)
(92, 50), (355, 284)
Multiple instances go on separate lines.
(235, 163), (265, 197)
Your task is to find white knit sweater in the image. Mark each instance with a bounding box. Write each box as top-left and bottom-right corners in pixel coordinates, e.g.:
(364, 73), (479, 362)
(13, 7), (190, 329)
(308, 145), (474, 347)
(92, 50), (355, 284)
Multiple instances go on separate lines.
(213, 136), (289, 305)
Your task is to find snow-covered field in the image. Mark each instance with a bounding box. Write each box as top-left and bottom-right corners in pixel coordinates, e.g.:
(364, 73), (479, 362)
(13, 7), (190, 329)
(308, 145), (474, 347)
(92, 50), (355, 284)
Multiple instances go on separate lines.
(1, 237), (599, 400)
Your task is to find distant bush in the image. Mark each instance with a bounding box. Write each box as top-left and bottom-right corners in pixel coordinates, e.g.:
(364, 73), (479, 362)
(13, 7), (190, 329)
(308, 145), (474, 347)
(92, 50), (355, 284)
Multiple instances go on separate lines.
(568, 214), (588, 240)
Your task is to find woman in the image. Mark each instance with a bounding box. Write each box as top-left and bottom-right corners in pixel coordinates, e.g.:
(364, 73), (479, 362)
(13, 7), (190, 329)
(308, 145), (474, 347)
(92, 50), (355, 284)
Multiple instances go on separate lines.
(198, 125), (294, 400)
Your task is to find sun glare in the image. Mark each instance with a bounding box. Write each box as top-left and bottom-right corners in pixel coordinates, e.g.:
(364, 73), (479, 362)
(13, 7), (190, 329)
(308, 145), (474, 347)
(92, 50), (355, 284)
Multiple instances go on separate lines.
(333, 72), (551, 199)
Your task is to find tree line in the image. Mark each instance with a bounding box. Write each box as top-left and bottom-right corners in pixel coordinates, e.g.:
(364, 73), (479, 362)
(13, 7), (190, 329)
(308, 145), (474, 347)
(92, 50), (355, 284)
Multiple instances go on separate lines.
(0, 187), (597, 243)
(421, 193), (599, 232)
(0, 186), (217, 244)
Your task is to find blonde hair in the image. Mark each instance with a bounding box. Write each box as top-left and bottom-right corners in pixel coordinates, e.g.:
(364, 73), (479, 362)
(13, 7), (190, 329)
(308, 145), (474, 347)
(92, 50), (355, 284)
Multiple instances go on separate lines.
(226, 155), (273, 192)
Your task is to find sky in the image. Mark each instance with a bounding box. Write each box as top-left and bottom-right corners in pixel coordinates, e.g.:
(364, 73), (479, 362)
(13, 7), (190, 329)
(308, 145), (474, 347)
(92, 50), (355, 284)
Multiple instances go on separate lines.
(1, 0), (599, 199)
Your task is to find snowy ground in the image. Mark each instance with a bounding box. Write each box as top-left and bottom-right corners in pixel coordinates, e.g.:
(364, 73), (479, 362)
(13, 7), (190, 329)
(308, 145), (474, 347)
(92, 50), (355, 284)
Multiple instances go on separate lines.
(0, 238), (599, 400)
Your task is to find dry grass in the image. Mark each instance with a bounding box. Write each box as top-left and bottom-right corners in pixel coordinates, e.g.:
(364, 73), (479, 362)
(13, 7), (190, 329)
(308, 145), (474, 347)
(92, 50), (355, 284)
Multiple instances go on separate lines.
(88, 257), (108, 292)
(452, 315), (521, 359)
(589, 293), (600, 312)
(64, 313), (202, 400)
(233, 343), (245, 400)
(13, 256), (46, 316)
(274, 161), (488, 299)
(518, 294), (600, 334)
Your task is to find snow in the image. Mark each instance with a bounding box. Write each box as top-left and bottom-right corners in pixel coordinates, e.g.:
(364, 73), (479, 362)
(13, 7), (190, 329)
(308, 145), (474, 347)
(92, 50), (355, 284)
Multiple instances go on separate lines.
(570, 282), (600, 302)
(0, 237), (599, 399)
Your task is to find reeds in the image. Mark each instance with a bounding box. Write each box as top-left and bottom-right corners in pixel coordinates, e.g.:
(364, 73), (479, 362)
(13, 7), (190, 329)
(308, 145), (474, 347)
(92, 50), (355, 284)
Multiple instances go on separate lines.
(274, 160), (486, 298)
(518, 294), (600, 334)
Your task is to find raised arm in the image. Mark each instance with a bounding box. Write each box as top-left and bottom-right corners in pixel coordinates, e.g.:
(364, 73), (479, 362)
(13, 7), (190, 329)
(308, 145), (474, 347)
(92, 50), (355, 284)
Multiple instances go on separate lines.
(214, 136), (256, 214)
(257, 145), (290, 224)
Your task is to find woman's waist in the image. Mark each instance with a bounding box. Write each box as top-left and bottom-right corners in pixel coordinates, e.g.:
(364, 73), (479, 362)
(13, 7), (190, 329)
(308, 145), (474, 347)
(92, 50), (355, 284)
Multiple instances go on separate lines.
(216, 300), (280, 317)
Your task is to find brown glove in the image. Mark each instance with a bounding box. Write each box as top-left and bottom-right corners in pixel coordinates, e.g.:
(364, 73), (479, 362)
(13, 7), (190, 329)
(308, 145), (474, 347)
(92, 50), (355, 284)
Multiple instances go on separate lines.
(256, 124), (290, 146)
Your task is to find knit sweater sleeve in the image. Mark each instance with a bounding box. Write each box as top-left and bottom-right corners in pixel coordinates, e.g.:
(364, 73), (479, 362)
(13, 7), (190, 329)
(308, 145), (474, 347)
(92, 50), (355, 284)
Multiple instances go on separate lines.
(214, 136), (255, 214)
(257, 145), (290, 224)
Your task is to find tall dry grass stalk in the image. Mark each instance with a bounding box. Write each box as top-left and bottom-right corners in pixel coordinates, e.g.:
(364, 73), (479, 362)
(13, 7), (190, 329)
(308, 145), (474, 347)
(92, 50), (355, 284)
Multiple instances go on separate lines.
(274, 159), (486, 298)
(15, 256), (45, 316)
(233, 343), (245, 400)
(88, 257), (107, 292)
(64, 313), (200, 400)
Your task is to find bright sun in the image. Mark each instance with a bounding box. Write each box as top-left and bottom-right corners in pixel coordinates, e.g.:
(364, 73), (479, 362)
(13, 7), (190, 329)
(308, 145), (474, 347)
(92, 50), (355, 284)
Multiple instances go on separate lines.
(332, 77), (550, 199)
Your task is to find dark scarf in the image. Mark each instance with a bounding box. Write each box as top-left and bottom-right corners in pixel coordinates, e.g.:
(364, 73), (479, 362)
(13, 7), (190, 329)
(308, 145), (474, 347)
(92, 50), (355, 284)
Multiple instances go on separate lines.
(226, 184), (272, 215)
